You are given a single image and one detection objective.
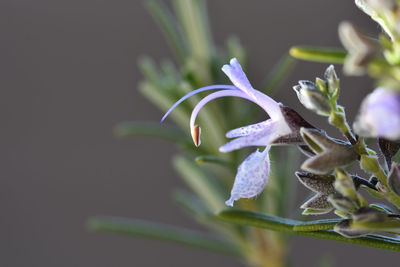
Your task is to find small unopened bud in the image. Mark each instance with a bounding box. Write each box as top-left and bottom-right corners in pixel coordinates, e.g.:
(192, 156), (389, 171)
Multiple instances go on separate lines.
(360, 155), (380, 173)
(334, 169), (359, 202)
(293, 80), (331, 116)
(328, 193), (357, 213)
(324, 65), (340, 99)
(334, 219), (371, 238)
(352, 206), (387, 222)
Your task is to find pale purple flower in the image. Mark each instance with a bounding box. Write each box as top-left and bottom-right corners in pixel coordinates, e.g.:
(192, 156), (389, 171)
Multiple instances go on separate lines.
(162, 58), (308, 206)
(353, 88), (400, 141)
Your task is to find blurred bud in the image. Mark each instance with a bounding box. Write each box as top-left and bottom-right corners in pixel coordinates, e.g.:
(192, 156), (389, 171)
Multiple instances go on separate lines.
(334, 207), (387, 238)
(334, 169), (359, 203)
(338, 21), (380, 75)
(353, 88), (400, 141)
(328, 193), (357, 213)
(293, 80), (331, 116)
(352, 206), (388, 222)
(334, 219), (371, 238)
(378, 138), (400, 168)
(324, 65), (340, 99)
(388, 163), (400, 196)
(300, 128), (359, 174)
(315, 77), (327, 94)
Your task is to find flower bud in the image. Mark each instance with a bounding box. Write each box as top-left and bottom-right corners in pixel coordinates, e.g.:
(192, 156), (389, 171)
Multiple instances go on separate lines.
(324, 65), (340, 99)
(334, 219), (371, 238)
(293, 80), (331, 116)
(328, 193), (357, 213)
(334, 169), (359, 203)
(352, 206), (388, 222)
(353, 88), (400, 141)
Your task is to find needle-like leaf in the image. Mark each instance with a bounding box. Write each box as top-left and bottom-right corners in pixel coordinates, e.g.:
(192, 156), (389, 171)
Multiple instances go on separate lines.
(290, 46), (347, 64)
(217, 209), (400, 251)
(87, 216), (239, 256)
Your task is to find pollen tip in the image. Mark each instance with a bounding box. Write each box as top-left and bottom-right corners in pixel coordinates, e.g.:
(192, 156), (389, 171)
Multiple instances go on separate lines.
(191, 125), (201, 147)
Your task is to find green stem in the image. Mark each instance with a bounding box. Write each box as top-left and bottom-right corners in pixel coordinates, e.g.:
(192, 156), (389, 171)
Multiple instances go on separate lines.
(329, 103), (400, 209)
(218, 210), (400, 252)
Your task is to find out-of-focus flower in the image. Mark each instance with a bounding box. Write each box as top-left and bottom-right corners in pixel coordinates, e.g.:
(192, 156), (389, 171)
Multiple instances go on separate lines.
(339, 21), (381, 75)
(300, 128), (359, 174)
(355, 0), (396, 40)
(162, 58), (313, 206)
(353, 88), (400, 141)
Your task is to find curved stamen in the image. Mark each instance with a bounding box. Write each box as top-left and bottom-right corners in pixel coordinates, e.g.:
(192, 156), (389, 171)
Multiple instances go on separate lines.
(160, 85), (237, 122)
(189, 89), (252, 145)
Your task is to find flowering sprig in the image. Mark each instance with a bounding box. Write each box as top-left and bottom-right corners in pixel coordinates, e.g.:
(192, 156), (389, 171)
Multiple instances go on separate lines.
(163, 58), (312, 206)
(162, 0), (400, 242)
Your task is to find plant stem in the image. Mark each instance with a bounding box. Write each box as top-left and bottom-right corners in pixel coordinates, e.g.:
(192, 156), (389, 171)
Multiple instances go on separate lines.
(218, 210), (400, 252)
(329, 104), (400, 209)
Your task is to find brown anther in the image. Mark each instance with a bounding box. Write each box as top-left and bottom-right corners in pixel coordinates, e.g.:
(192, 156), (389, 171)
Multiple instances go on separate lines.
(191, 125), (201, 147)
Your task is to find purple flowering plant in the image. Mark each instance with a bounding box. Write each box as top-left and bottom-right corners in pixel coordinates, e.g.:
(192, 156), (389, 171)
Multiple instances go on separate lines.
(89, 0), (400, 265)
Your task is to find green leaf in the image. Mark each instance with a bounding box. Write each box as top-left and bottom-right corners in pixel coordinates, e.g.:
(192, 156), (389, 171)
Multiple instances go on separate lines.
(173, 156), (226, 212)
(195, 155), (234, 168)
(145, 0), (188, 62)
(226, 36), (247, 66)
(290, 46), (347, 64)
(262, 53), (296, 93)
(217, 210), (400, 251)
(139, 82), (189, 129)
(173, 0), (213, 61)
(172, 190), (245, 242)
(87, 216), (239, 256)
(114, 121), (191, 144)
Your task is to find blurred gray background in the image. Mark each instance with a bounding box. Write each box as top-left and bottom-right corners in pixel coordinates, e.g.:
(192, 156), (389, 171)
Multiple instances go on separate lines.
(1, 0), (398, 266)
